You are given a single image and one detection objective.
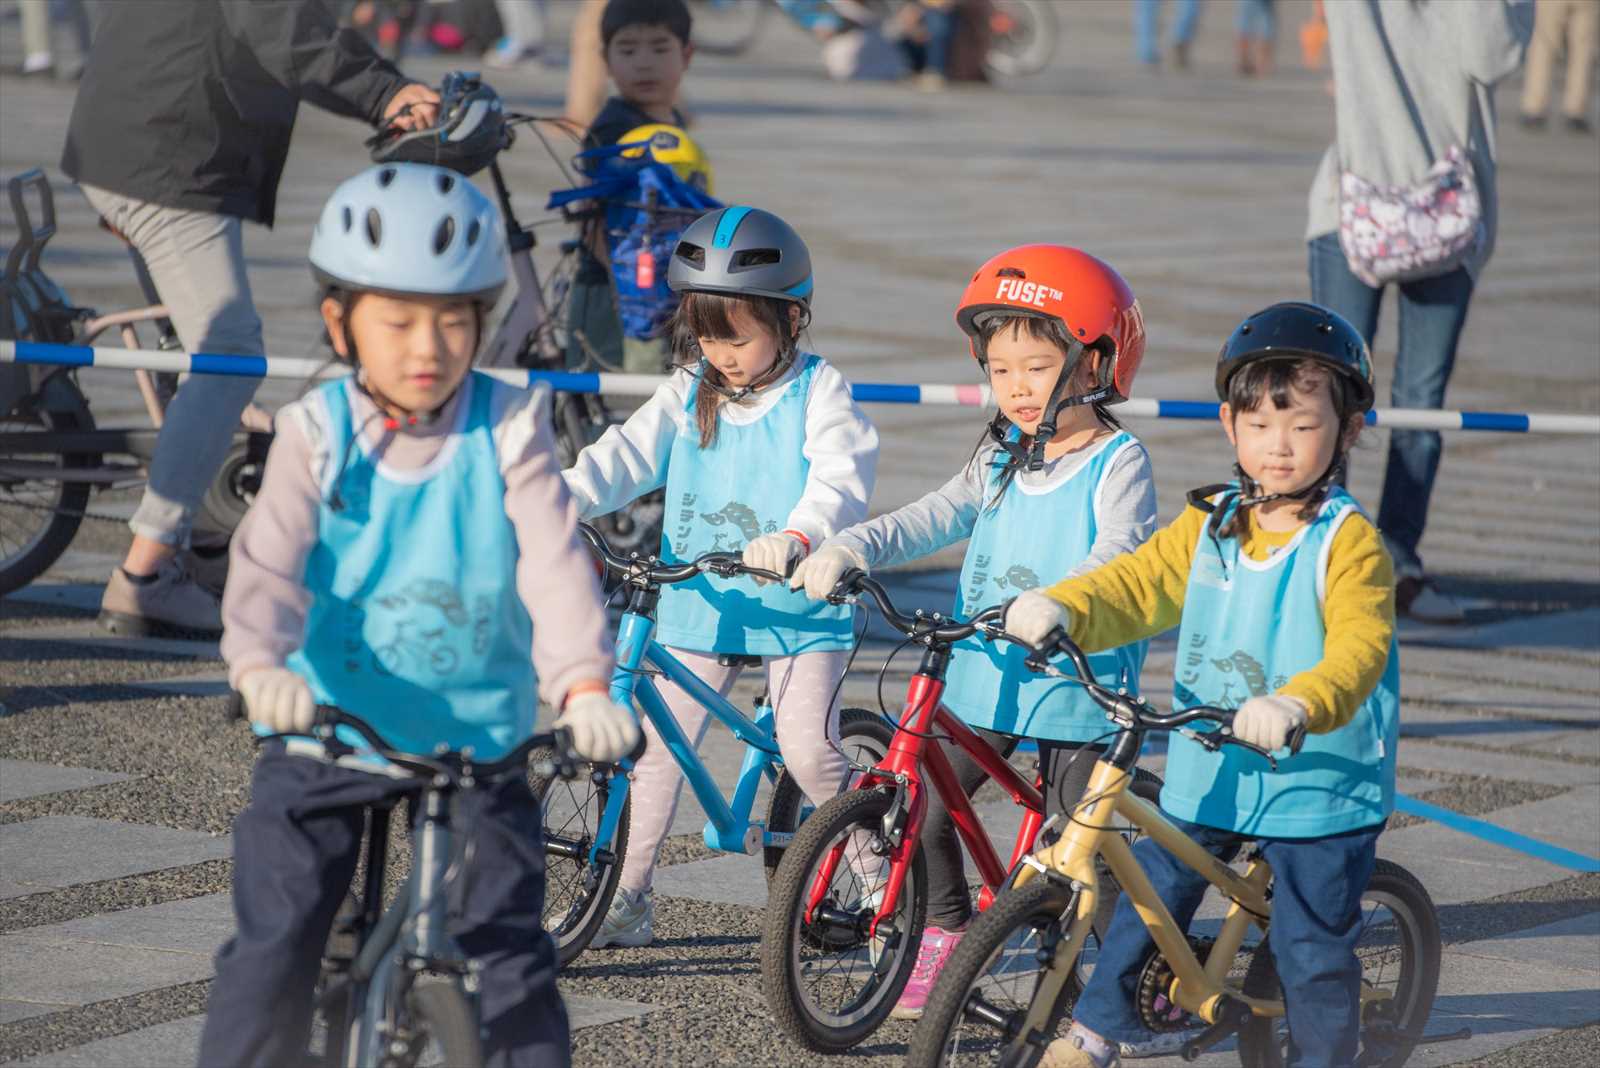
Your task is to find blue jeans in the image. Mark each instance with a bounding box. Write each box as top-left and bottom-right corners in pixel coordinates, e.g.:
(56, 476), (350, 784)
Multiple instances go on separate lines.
(1073, 813), (1382, 1068)
(1307, 233), (1476, 577)
(1134, 0), (1201, 63)
(198, 743), (569, 1068)
(1235, 0), (1276, 39)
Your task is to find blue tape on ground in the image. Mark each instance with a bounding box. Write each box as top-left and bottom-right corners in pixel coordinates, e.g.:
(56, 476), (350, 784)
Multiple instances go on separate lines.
(528, 371), (602, 394)
(1395, 793), (1600, 872)
(189, 353), (269, 377)
(1459, 411), (1530, 433)
(852, 383), (922, 404)
(1157, 400), (1220, 420)
(17, 340), (93, 366)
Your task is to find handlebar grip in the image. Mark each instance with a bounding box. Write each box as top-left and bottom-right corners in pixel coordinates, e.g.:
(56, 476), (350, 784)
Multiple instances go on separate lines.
(226, 689), (246, 721)
(1285, 722), (1307, 755)
(624, 728), (648, 765)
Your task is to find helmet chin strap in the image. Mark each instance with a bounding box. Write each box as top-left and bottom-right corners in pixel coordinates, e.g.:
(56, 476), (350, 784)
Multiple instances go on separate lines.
(1024, 338), (1113, 471)
(1186, 455), (1344, 542)
(693, 344), (797, 403)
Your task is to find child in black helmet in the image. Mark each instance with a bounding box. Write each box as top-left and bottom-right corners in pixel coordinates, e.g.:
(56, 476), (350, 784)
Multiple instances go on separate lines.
(1005, 301), (1400, 1068)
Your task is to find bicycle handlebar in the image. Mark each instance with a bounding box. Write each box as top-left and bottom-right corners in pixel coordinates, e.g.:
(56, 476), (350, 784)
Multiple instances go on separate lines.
(578, 522), (788, 588)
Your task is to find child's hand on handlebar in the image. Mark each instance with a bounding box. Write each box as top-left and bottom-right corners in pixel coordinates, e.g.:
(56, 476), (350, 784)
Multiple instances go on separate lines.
(788, 542), (867, 600)
(382, 83), (442, 132)
(1003, 590), (1072, 647)
(238, 667), (316, 734)
(1234, 695), (1308, 751)
(555, 690), (641, 764)
(743, 532), (808, 586)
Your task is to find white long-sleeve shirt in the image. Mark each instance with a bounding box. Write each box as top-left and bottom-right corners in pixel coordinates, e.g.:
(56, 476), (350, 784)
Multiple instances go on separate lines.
(563, 356), (880, 548)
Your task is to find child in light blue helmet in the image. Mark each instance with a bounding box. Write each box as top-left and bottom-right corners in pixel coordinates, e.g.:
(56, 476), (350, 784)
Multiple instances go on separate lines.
(202, 162), (637, 1068)
(563, 204), (880, 948)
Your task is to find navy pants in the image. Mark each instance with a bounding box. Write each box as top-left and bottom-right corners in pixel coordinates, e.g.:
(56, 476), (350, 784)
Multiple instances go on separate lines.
(1073, 812), (1381, 1068)
(1308, 232), (1476, 578)
(198, 743), (569, 1068)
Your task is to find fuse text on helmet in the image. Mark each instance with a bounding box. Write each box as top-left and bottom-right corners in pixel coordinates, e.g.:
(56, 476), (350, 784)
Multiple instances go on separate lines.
(994, 277), (1063, 308)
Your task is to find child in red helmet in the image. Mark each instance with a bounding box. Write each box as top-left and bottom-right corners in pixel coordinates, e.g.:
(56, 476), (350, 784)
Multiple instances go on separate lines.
(789, 244), (1159, 1020)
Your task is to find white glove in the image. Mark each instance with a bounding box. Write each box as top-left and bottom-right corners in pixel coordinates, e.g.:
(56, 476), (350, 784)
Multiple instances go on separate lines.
(239, 667), (315, 735)
(788, 542), (868, 601)
(742, 531), (808, 585)
(1233, 695), (1308, 751)
(554, 691), (641, 764)
(1004, 589), (1072, 647)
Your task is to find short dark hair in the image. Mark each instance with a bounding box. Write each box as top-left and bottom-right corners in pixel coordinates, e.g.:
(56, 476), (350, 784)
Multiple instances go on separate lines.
(601, 0), (693, 48)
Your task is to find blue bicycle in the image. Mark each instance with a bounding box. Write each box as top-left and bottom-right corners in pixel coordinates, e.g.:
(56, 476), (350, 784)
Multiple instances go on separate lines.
(532, 524), (896, 965)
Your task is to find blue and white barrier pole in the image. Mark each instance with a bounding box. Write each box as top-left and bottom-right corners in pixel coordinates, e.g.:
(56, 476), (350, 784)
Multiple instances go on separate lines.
(6, 340), (1599, 435)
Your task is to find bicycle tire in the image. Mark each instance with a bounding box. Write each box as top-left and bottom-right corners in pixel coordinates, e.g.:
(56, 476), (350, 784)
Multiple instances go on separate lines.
(763, 707), (899, 878)
(760, 787), (928, 1052)
(984, 0), (1058, 78)
(0, 396), (95, 596)
(404, 977), (483, 1068)
(1237, 859), (1442, 1068)
(906, 875), (1082, 1068)
(531, 749), (632, 968)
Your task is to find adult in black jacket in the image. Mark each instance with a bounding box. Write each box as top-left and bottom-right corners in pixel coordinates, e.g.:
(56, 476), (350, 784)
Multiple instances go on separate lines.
(60, 0), (439, 638)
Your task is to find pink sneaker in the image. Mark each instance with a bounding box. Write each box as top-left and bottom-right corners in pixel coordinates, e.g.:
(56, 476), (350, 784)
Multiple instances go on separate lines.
(891, 923), (967, 1020)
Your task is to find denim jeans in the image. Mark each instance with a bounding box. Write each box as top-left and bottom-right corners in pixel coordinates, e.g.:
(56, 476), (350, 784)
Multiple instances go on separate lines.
(1235, 0), (1276, 39)
(1307, 233), (1476, 577)
(1134, 0), (1201, 63)
(1072, 812), (1381, 1068)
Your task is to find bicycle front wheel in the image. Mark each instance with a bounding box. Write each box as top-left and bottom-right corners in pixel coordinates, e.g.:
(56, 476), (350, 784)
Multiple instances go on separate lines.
(761, 787), (927, 1051)
(403, 978), (483, 1068)
(907, 876), (1082, 1068)
(532, 751), (631, 968)
(0, 397), (95, 596)
(1238, 858), (1442, 1068)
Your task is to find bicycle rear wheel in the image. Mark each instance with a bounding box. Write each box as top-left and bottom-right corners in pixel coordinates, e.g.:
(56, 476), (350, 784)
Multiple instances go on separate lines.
(0, 396), (95, 595)
(1238, 859), (1442, 1068)
(907, 875), (1082, 1068)
(532, 749), (631, 968)
(984, 0), (1057, 78)
(763, 707), (899, 877)
(760, 787), (927, 1051)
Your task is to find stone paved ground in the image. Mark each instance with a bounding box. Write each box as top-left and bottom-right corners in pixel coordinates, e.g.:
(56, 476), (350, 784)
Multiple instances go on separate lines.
(2, 2), (1597, 1066)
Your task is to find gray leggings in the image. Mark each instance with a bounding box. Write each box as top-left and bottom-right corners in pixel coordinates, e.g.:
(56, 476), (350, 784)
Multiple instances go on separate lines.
(80, 184), (265, 548)
(923, 728), (1105, 931)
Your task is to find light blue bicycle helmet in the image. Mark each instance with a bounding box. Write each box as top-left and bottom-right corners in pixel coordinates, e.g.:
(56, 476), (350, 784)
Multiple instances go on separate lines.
(309, 163), (507, 305)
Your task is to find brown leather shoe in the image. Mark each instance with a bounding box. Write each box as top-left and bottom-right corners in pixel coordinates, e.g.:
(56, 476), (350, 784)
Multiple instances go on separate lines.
(98, 558), (222, 639)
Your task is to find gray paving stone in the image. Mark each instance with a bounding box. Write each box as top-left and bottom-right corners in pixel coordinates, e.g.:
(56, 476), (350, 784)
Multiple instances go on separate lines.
(1447, 912), (1600, 977)
(1, 998), (73, 1025)
(1376, 821), (1574, 907)
(0, 818), (231, 900)
(1395, 739), (1599, 789)
(564, 993), (658, 1030)
(7, 623), (220, 660)
(1466, 784), (1600, 861)
(16, 892), (235, 951)
(652, 852), (771, 908)
(0, 760), (131, 804)
(123, 673), (232, 699)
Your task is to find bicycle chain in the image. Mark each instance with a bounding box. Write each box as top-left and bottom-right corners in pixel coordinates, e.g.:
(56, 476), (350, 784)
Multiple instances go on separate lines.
(1, 495), (144, 527)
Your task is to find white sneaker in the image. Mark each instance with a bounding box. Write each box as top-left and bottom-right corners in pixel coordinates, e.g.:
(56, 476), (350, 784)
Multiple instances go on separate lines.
(590, 887), (653, 948)
(1397, 577), (1466, 624)
(1118, 1029), (1201, 1059)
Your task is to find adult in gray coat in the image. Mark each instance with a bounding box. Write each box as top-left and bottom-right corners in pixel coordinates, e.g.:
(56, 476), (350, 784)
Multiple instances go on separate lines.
(1307, 0), (1531, 622)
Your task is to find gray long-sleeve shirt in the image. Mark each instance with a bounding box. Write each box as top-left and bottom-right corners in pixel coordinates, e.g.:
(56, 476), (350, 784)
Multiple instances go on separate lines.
(828, 433), (1157, 581)
(1306, 0), (1533, 279)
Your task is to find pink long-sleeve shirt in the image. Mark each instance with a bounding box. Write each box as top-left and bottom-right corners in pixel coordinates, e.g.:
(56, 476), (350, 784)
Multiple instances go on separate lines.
(221, 375), (613, 708)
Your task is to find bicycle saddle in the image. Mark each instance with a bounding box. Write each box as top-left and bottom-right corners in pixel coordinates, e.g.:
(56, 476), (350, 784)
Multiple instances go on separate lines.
(368, 71), (510, 178)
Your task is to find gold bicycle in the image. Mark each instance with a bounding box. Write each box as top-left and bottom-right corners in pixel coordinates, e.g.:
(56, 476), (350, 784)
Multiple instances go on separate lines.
(906, 634), (1460, 1068)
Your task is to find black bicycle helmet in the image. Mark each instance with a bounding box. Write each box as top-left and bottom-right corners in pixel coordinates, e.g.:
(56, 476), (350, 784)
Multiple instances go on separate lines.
(667, 206), (814, 305)
(368, 72), (509, 179)
(1214, 301), (1375, 411)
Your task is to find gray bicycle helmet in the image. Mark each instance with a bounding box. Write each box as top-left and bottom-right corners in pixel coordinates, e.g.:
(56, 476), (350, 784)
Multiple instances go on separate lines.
(667, 205), (814, 305)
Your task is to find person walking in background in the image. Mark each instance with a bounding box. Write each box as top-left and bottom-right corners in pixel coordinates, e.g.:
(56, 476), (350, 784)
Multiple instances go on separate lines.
(1134, 0), (1201, 70)
(12, 0), (91, 78)
(1235, 0), (1275, 77)
(1520, 0), (1598, 132)
(486, 0), (548, 67)
(1306, 0), (1531, 623)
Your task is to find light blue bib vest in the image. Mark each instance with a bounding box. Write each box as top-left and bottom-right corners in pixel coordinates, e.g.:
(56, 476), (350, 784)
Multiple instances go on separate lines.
(943, 431), (1148, 742)
(1164, 485), (1399, 838)
(654, 354), (854, 656)
(276, 373), (537, 760)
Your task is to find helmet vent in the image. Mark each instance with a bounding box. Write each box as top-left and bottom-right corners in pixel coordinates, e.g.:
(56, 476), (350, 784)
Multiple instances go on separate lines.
(377, 167), (397, 188)
(732, 248), (780, 269)
(996, 267), (1026, 279)
(364, 208), (383, 249)
(341, 206), (353, 233)
(432, 216), (455, 255)
(437, 172), (455, 195)
(675, 241), (706, 270)
(466, 219), (481, 247)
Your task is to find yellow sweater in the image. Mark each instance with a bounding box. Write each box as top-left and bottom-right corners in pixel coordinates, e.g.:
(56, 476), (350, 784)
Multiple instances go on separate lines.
(1042, 504), (1395, 733)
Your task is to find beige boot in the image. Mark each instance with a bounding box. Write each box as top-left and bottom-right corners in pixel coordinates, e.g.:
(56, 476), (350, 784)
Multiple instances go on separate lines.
(99, 557), (222, 639)
(1041, 1028), (1120, 1068)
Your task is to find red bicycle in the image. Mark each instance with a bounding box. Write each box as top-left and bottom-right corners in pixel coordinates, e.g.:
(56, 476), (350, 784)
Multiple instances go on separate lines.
(759, 569), (1159, 1051)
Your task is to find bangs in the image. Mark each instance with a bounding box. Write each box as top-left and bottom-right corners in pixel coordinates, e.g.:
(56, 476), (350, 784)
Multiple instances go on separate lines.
(677, 290), (758, 340)
(1228, 358), (1346, 414)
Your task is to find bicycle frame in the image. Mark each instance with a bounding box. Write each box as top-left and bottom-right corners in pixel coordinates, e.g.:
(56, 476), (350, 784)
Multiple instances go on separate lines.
(595, 595), (792, 859)
(805, 647), (1046, 937)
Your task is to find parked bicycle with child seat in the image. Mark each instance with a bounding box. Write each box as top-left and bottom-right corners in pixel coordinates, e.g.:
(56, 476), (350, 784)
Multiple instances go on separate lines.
(533, 522), (898, 966)
(758, 568), (1162, 1052)
(241, 704), (590, 1068)
(905, 630), (1454, 1068)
